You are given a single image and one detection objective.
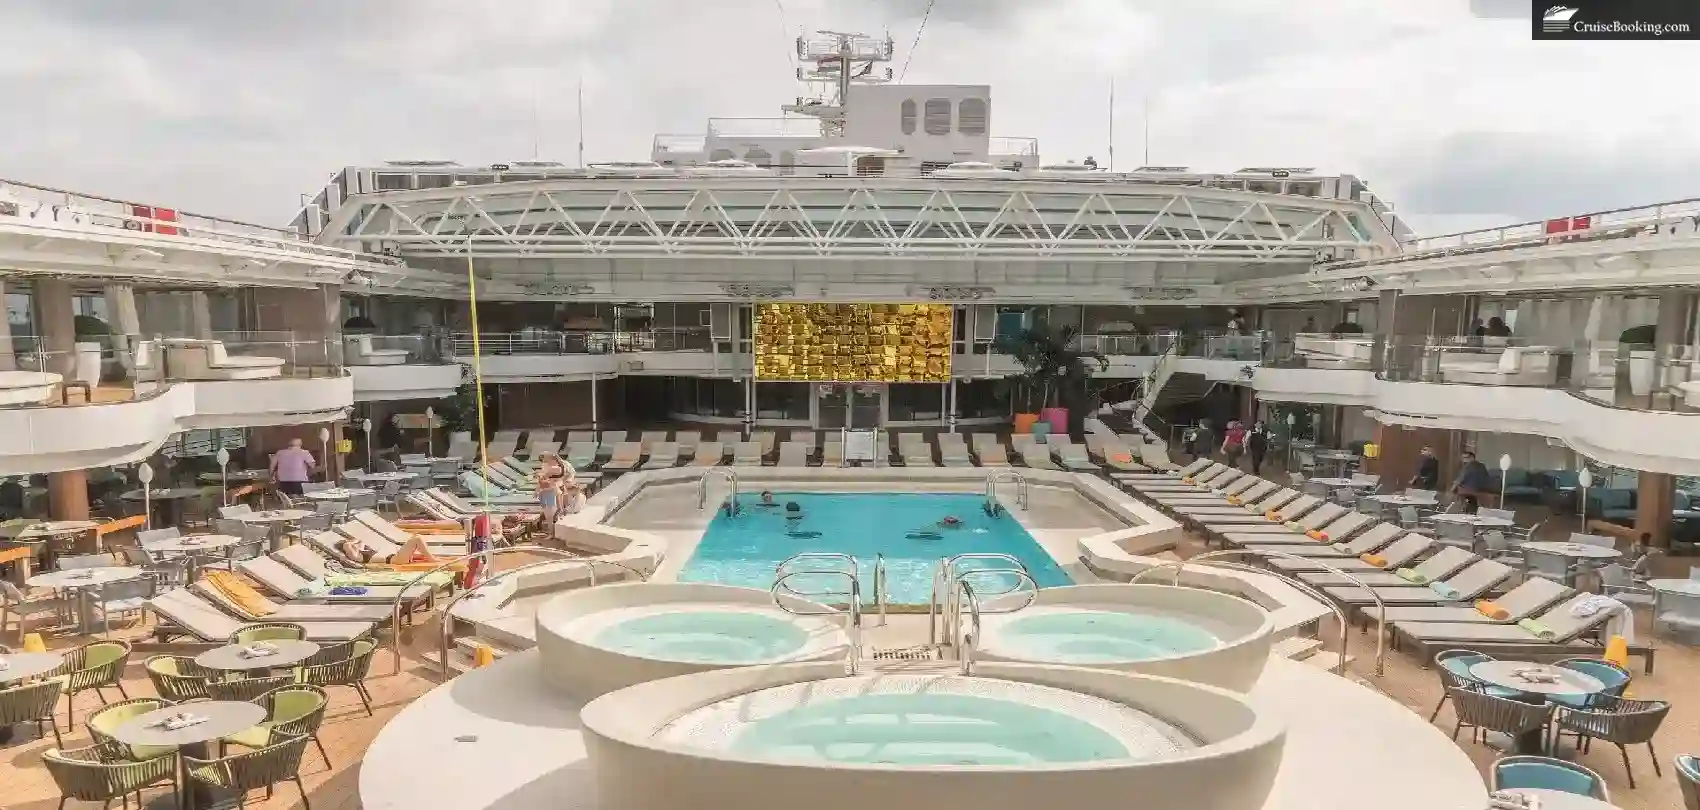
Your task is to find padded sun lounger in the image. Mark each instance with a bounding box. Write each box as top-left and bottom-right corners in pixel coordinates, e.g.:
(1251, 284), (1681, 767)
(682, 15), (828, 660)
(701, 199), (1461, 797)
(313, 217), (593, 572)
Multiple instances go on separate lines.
(239, 556), (435, 604)
(674, 431), (701, 453)
(971, 434), (1009, 466)
(1136, 442), (1177, 471)
(1011, 439), (1058, 470)
(352, 509), (465, 545)
(821, 441), (843, 467)
(1295, 546), (1477, 587)
(751, 431), (777, 455)
(778, 441), (810, 467)
(563, 441), (599, 470)
(642, 442), (681, 469)
(1391, 593), (1618, 646)
(1264, 534), (1436, 573)
(150, 588), (376, 645)
(938, 434), (973, 467)
(1313, 558), (1512, 603)
(899, 435), (937, 467)
(273, 544), (457, 589)
(1368, 578), (1572, 625)
(1229, 522), (1405, 552)
(1051, 441), (1099, 472)
(1099, 441), (1144, 472)
(732, 441), (764, 466)
(602, 442), (643, 472)
(693, 441), (726, 466)
(639, 430), (669, 451)
(191, 577), (396, 623)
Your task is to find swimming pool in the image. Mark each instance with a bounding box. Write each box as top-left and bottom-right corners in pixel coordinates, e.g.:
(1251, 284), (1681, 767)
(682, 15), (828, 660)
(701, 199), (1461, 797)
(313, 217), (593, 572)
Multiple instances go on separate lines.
(676, 492), (1072, 604)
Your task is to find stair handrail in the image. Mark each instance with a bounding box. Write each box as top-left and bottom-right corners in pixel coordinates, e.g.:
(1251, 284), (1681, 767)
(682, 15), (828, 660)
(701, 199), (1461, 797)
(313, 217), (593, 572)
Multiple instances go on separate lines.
(770, 569), (862, 675)
(433, 550), (587, 681)
(776, 552), (858, 580)
(1128, 547), (1386, 677)
(946, 567), (1040, 656)
(697, 468), (739, 513)
(984, 470), (1029, 513)
(928, 553), (1028, 647)
(386, 544), (577, 677)
(873, 553), (888, 627)
(956, 579), (984, 676)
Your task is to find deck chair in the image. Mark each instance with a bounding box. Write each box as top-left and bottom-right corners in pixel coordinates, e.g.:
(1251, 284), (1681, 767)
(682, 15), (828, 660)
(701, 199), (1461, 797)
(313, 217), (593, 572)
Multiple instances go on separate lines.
(788, 430), (817, 449)
(693, 441), (726, 466)
(732, 441), (764, 466)
(525, 439), (561, 458)
(1050, 441), (1099, 472)
(1366, 577), (1572, 625)
(351, 510), (464, 547)
(1137, 441), (1178, 471)
(674, 431), (701, 453)
(597, 432), (628, 459)
(237, 556), (436, 606)
(428, 488), (537, 515)
(601, 442), (643, 472)
(149, 589), (375, 645)
(1391, 592), (1622, 648)
(567, 430), (597, 446)
(1264, 534), (1436, 573)
(1227, 521), (1405, 556)
(821, 440), (844, 467)
(778, 441), (810, 467)
(938, 434), (973, 467)
(641, 442), (681, 469)
(638, 430), (669, 452)
(564, 441), (599, 470)
(1224, 512), (1378, 547)
(1011, 438), (1059, 470)
(337, 521), (460, 560)
(898, 434), (937, 467)
(456, 472), (539, 504)
(1314, 558), (1514, 604)
(970, 434), (1009, 466)
(1294, 545), (1477, 587)
(190, 573), (396, 624)
(1098, 440), (1144, 472)
(272, 545), (456, 589)
(751, 431), (776, 456)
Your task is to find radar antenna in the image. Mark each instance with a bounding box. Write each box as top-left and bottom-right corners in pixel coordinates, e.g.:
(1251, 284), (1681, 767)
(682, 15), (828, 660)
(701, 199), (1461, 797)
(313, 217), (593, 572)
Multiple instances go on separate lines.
(783, 30), (895, 138)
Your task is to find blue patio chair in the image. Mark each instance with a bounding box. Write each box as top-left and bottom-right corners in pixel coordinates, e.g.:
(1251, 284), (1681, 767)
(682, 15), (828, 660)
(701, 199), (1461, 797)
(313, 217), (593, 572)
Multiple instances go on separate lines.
(1490, 755), (1609, 801)
(1550, 657), (1630, 709)
(1429, 649), (1520, 723)
(1676, 753), (1699, 809)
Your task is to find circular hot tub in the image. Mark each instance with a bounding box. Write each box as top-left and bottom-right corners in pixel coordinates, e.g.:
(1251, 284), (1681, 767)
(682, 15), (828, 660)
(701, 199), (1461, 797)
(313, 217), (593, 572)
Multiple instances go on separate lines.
(974, 584), (1276, 692)
(581, 661), (1286, 810)
(534, 582), (851, 700)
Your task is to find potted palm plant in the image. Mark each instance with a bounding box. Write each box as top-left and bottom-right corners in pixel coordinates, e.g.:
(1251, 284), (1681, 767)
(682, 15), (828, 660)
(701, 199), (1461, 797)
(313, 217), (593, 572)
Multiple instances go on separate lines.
(996, 324), (1109, 436)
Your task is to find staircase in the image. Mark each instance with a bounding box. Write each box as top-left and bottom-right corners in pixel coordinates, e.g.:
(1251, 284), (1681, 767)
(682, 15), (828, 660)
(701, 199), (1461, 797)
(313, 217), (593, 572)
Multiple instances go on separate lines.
(1095, 346), (1214, 445)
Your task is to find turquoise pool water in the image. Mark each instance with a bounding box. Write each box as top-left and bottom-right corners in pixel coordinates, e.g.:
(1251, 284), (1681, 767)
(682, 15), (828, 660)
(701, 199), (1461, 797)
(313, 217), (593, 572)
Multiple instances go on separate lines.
(726, 693), (1130, 765)
(993, 610), (1221, 663)
(677, 492), (1071, 604)
(588, 610), (811, 664)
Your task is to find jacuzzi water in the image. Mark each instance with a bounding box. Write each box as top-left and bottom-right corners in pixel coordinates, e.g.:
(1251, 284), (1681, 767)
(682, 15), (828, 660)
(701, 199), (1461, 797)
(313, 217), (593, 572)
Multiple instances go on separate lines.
(677, 492), (1072, 604)
(572, 604), (834, 665)
(991, 608), (1223, 663)
(656, 674), (1198, 766)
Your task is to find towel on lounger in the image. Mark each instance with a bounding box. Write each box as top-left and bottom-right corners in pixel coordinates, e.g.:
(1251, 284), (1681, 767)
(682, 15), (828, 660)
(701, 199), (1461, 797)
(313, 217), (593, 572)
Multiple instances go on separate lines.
(1428, 582), (1461, 600)
(1359, 553), (1388, 568)
(1516, 618), (1558, 641)
(1394, 567), (1429, 584)
(329, 586), (369, 596)
(1474, 600), (1510, 620)
(294, 579), (331, 598)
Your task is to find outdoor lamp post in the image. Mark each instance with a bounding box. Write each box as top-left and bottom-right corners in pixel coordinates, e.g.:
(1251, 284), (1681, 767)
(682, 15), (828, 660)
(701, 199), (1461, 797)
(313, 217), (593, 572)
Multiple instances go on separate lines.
(362, 418), (373, 470)
(1285, 411), (1297, 470)
(215, 448), (230, 506)
(319, 427), (332, 482)
(137, 463), (155, 529)
(1578, 467), (1594, 525)
(425, 406), (435, 458)
(1498, 453), (1513, 509)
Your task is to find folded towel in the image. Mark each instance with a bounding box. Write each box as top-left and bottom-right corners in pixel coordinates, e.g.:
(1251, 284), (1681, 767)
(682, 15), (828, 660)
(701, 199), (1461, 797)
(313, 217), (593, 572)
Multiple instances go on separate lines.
(1569, 594), (1621, 618)
(1227, 496), (1242, 505)
(1359, 553), (1388, 567)
(1475, 599), (1510, 620)
(1428, 582), (1462, 600)
(201, 571), (279, 619)
(1394, 567), (1429, 584)
(1181, 477), (1195, 484)
(1568, 595), (1635, 644)
(1283, 521), (1302, 531)
(1245, 504), (1262, 513)
(329, 586), (369, 596)
(1305, 529), (1322, 540)
(1517, 618), (1558, 640)
(1265, 510), (1281, 520)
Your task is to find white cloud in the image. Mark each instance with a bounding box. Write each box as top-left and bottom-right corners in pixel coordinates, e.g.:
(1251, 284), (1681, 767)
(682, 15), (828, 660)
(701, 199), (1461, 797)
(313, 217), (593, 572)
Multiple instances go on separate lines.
(1, 0), (1694, 235)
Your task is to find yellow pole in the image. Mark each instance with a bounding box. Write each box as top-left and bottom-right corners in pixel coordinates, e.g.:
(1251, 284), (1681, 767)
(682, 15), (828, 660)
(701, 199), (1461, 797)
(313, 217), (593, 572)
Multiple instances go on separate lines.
(465, 242), (491, 479)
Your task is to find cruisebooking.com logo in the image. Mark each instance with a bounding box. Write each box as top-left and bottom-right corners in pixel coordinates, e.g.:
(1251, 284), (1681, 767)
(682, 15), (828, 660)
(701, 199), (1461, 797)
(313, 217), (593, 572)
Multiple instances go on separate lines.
(1533, 2), (1700, 39)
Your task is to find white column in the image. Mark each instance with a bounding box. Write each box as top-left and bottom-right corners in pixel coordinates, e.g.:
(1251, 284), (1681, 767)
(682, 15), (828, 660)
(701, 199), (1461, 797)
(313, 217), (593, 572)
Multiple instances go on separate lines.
(104, 283), (140, 372)
(188, 291), (214, 339)
(589, 373), (599, 432)
(947, 378), (958, 433)
(0, 279), (14, 371)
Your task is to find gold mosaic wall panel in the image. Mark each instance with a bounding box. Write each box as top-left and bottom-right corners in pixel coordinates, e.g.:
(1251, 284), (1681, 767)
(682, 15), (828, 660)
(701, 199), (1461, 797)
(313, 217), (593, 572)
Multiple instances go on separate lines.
(754, 303), (952, 382)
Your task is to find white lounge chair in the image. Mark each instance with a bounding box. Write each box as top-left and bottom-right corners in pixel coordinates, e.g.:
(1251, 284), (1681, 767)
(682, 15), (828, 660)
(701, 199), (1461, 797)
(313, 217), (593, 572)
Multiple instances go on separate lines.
(938, 434), (973, 467)
(642, 442), (681, 469)
(149, 588), (375, 645)
(732, 441), (764, 466)
(778, 441), (810, 467)
(693, 441), (726, 466)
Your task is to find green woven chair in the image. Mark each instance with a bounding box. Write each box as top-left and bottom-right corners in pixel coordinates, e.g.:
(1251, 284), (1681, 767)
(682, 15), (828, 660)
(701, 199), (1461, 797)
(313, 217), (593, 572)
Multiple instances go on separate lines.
(87, 697), (174, 762)
(227, 622), (307, 645)
(224, 684), (331, 768)
(205, 674), (295, 704)
(185, 733), (313, 809)
(142, 654), (211, 703)
(53, 640), (131, 725)
(43, 745), (176, 810)
(0, 678), (64, 746)
(298, 638), (377, 716)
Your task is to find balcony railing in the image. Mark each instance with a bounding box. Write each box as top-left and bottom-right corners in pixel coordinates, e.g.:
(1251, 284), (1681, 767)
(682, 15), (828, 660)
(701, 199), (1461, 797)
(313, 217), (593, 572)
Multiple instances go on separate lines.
(1335, 196), (1700, 268)
(447, 328), (712, 356)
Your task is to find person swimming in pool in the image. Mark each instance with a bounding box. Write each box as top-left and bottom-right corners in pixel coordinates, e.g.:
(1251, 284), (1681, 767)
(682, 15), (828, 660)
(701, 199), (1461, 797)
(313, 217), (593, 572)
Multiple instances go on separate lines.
(784, 501), (803, 520)
(939, 515), (962, 528)
(756, 490), (777, 507)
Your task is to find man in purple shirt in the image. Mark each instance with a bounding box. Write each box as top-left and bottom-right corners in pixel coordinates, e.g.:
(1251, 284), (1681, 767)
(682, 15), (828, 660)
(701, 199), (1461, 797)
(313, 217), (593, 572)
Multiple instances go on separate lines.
(270, 438), (317, 495)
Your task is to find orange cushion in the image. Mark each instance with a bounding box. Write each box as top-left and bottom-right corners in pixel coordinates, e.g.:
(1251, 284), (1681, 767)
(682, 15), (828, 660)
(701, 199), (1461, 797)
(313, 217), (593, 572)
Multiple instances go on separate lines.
(1474, 600), (1510, 620)
(1359, 553), (1387, 568)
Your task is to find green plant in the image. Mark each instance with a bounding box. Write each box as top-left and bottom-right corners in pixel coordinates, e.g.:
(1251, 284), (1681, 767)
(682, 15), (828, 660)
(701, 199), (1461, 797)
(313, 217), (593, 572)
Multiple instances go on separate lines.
(73, 315), (110, 341)
(1619, 324), (1656, 346)
(994, 323), (1109, 412)
(435, 383), (478, 434)
(1329, 322), (1365, 335)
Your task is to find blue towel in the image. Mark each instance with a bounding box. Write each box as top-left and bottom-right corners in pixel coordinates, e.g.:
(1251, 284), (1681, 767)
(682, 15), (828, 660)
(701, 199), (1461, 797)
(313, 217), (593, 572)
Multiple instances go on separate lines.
(329, 586), (369, 596)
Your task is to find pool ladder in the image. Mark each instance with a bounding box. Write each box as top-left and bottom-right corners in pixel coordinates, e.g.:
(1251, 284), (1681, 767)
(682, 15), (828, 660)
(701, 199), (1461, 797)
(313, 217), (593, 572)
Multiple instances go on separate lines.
(984, 471), (1029, 514)
(928, 553), (1040, 650)
(770, 553), (890, 675)
(697, 468), (739, 515)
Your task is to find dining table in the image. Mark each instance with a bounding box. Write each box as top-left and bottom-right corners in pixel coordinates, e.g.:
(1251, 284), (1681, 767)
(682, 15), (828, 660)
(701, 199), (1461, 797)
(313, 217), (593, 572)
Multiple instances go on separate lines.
(26, 566), (146, 634)
(110, 701), (267, 810)
(1469, 660), (1604, 755)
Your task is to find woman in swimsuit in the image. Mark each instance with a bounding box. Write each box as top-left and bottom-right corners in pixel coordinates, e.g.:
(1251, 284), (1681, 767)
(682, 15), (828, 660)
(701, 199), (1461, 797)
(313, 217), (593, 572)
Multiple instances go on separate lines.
(535, 452), (567, 524)
(339, 533), (439, 565)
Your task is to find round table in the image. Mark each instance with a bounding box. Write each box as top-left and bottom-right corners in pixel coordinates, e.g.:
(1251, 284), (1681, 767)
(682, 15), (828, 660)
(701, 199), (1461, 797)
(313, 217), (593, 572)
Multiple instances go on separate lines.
(112, 701), (268, 809)
(1371, 494), (1439, 507)
(1, 520), (100, 541)
(1470, 660), (1604, 756)
(195, 640), (321, 673)
(145, 534), (242, 554)
(1495, 788), (1618, 809)
(1305, 477), (1364, 488)
(302, 488), (375, 501)
(356, 472), (415, 483)
(1648, 578), (1700, 596)
(28, 566), (146, 590)
(1521, 541), (1621, 561)
(1430, 513), (1516, 528)
(200, 471), (268, 484)
(121, 486), (206, 529)
(231, 509), (313, 524)
(0, 651), (65, 683)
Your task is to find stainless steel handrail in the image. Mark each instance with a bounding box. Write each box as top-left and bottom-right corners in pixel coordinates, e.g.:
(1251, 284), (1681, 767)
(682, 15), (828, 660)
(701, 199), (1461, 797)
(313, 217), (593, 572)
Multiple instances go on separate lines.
(946, 567), (1040, 657)
(928, 553), (1029, 647)
(956, 579), (983, 676)
(770, 569), (862, 675)
(697, 468), (739, 513)
(873, 553), (888, 627)
(1129, 547), (1387, 677)
(984, 470), (1028, 512)
(386, 544), (576, 676)
(776, 552), (857, 578)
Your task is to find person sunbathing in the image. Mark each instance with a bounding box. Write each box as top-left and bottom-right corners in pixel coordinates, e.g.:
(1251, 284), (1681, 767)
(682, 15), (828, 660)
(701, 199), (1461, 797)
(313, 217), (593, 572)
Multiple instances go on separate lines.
(340, 533), (439, 565)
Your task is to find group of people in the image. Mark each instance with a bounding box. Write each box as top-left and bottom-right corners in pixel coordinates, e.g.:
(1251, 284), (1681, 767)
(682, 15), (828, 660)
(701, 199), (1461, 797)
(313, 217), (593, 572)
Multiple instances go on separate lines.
(1410, 445), (1494, 514)
(1185, 418), (1271, 472)
(532, 451), (586, 524)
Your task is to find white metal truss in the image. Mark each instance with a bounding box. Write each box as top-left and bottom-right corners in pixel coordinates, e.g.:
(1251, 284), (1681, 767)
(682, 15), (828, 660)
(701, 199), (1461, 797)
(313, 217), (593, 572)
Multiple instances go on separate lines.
(318, 179), (1398, 262)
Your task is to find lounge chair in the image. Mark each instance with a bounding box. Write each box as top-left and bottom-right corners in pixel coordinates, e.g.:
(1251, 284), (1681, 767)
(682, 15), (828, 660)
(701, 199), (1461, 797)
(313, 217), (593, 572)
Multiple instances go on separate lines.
(1366, 577), (1572, 625)
(597, 432), (628, 460)
(641, 442), (681, 469)
(601, 442), (643, 472)
(966, 433), (1005, 466)
(1391, 592), (1624, 653)
(899, 434), (936, 467)
(346, 512), (463, 555)
(1136, 442), (1178, 471)
(675, 431), (701, 453)
(1098, 440), (1145, 472)
(1313, 558), (1514, 604)
(237, 556), (436, 606)
(191, 572), (396, 624)
(639, 430), (669, 452)
(272, 545), (457, 590)
(567, 430), (596, 446)
(732, 441), (764, 466)
(938, 434), (973, 467)
(525, 439), (561, 458)
(336, 522), (461, 561)
(751, 431), (777, 457)
(1231, 522), (1406, 556)
(564, 441), (599, 470)
(788, 430), (817, 449)
(1264, 533), (1437, 573)
(149, 589), (376, 645)
(426, 489), (537, 516)
(1050, 440), (1099, 472)
(454, 473), (540, 505)
(821, 440), (844, 467)
(1294, 545), (1477, 587)
(1011, 438), (1059, 470)
(692, 441), (726, 466)
(778, 441), (810, 467)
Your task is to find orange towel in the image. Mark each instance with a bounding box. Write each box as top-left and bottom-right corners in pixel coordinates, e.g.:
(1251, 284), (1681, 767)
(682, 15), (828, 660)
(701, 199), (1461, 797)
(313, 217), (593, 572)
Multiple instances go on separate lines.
(1315, 532), (1329, 541)
(1359, 553), (1387, 568)
(1267, 512), (1283, 521)
(1181, 477), (1195, 484)
(1227, 496), (1242, 506)
(1474, 600), (1510, 620)
(1305, 530), (1322, 540)
(201, 570), (279, 618)
(1111, 452), (1133, 464)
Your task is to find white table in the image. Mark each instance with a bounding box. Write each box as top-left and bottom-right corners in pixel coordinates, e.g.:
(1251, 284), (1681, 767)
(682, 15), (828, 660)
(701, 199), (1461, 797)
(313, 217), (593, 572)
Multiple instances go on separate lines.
(302, 488), (376, 501)
(1470, 661), (1605, 756)
(1371, 494), (1439, 507)
(146, 534), (242, 554)
(1, 520), (100, 541)
(1647, 578), (1700, 596)
(0, 651), (65, 683)
(1305, 477), (1365, 489)
(195, 640), (321, 673)
(1495, 788), (1618, 809)
(1521, 541), (1620, 561)
(27, 567), (146, 634)
(199, 470), (268, 484)
(355, 472), (415, 483)
(112, 701), (268, 809)
(230, 508), (313, 524)
(1430, 513), (1516, 528)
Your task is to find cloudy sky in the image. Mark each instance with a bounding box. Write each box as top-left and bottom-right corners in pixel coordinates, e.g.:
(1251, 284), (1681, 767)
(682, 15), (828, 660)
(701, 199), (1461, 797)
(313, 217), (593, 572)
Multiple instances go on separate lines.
(1, 0), (1694, 234)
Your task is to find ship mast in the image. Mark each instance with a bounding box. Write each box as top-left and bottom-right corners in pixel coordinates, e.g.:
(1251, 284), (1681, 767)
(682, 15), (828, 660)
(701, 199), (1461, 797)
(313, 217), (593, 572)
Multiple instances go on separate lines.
(783, 30), (895, 138)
